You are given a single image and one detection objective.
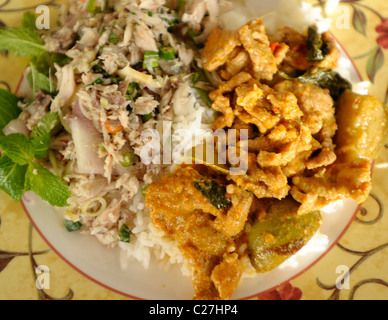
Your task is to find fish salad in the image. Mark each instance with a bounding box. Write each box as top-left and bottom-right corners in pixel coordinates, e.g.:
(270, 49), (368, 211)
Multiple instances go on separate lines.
(0, 0), (387, 300)
(0, 0), (219, 242)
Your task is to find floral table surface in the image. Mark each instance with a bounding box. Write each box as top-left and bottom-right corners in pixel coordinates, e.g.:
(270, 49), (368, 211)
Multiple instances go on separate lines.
(0, 0), (388, 300)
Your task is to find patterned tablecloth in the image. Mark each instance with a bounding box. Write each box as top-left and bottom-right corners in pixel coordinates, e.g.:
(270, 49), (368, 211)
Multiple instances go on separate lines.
(0, 0), (387, 300)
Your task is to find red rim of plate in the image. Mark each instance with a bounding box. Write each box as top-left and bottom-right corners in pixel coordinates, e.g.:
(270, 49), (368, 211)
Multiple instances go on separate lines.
(21, 32), (365, 301)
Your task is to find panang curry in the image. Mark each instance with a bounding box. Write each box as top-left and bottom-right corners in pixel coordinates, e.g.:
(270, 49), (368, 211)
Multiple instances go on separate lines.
(145, 18), (388, 299)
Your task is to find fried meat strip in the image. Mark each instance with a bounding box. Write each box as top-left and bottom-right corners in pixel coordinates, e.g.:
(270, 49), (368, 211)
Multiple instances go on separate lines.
(238, 19), (277, 81)
(201, 28), (242, 72)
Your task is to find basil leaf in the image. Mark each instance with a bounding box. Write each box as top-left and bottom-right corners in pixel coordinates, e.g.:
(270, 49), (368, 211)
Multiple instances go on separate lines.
(194, 178), (232, 210)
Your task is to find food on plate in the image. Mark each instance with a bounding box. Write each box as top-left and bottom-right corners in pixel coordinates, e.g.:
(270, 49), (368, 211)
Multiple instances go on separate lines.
(0, 0), (387, 300)
(146, 14), (388, 299)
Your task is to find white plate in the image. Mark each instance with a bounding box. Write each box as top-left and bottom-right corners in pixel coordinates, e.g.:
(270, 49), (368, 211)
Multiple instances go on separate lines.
(22, 1), (364, 300)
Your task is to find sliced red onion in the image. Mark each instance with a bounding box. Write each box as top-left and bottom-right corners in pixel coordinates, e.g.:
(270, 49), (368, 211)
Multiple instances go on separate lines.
(15, 68), (33, 99)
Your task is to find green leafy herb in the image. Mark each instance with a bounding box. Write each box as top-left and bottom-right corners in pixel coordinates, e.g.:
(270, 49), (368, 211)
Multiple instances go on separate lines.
(0, 89), (21, 132)
(22, 12), (37, 29)
(28, 62), (57, 95)
(31, 133), (51, 159)
(280, 69), (352, 100)
(0, 155), (27, 201)
(0, 27), (46, 57)
(0, 128), (70, 206)
(141, 184), (149, 198)
(88, 77), (104, 86)
(0, 133), (34, 165)
(109, 32), (120, 45)
(86, 0), (102, 14)
(24, 162), (71, 207)
(194, 178), (232, 210)
(119, 224), (131, 243)
(125, 82), (142, 101)
(306, 25), (327, 62)
(141, 112), (154, 123)
(64, 219), (82, 232)
(30, 112), (60, 159)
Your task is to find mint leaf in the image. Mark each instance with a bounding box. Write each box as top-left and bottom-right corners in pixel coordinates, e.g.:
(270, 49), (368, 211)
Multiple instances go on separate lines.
(31, 132), (51, 159)
(28, 62), (56, 94)
(0, 155), (27, 201)
(22, 12), (37, 29)
(0, 27), (46, 57)
(0, 133), (34, 165)
(25, 162), (70, 207)
(30, 112), (59, 140)
(0, 89), (21, 132)
(30, 112), (59, 159)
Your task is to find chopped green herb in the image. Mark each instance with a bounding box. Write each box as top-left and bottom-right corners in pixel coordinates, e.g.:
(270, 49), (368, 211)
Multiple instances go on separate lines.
(194, 178), (232, 210)
(119, 224), (131, 243)
(86, 0), (102, 14)
(159, 46), (176, 60)
(188, 29), (200, 41)
(109, 32), (120, 45)
(121, 151), (135, 167)
(192, 73), (200, 83)
(88, 77), (104, 86)
(125, 82), (142, 101)
(64, 219), (82, 232)
(141, 184), (149, 198)
(141, 112), (154, 123)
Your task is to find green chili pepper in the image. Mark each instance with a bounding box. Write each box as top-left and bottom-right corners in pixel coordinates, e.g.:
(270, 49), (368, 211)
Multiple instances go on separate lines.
(121, 151), (135, 167)
(109, 32), (120, 45)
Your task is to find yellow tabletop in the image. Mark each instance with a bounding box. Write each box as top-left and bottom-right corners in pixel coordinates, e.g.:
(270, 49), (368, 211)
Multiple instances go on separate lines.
(0, 0), (387, 300)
